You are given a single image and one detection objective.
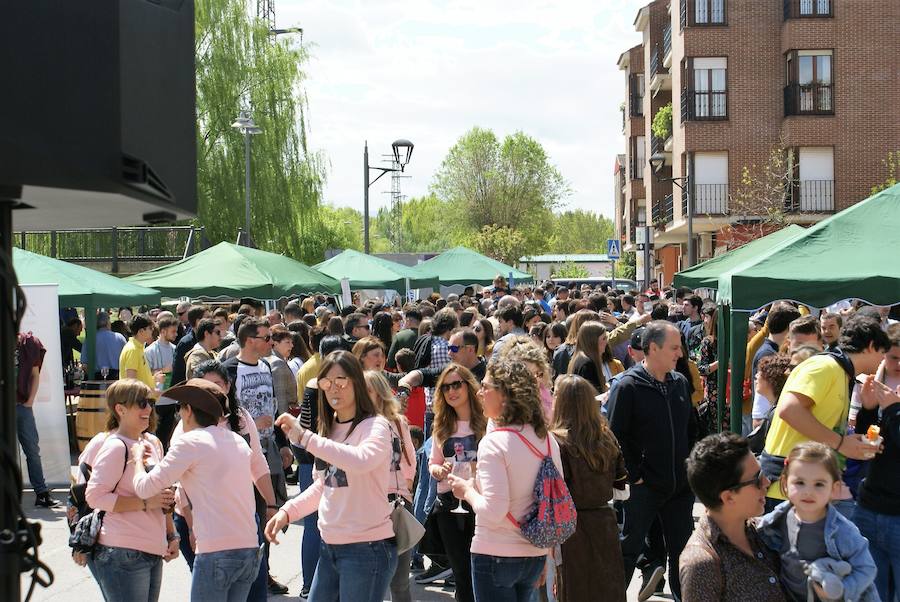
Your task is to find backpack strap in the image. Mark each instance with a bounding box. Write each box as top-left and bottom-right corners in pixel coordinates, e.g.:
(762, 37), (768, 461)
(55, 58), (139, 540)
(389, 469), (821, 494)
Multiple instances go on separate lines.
(493, 428), (548, 459)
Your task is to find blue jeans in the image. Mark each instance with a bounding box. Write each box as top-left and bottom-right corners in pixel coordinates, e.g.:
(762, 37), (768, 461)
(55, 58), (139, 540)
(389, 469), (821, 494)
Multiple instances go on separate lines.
(853, 504), (900, 602)
(299, 462), (321, 590)
(16, 404), (47, 494)
(309, 538), (398, 602)
(173, 512), (194, 570)
(247, 514), (267, 602)
(471, 554), (545, 602)
(191, 547), (261, 602)
(88, 544), (162, 602)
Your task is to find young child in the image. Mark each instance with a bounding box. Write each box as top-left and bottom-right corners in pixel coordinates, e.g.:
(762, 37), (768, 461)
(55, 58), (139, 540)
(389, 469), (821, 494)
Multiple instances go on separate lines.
(756, 442), (879, 602)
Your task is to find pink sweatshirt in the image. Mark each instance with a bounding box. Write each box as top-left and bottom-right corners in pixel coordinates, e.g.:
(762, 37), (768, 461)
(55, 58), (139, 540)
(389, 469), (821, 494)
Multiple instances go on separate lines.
(387, 418), (416, 501)
(169, 407), (269, 516)
(429, 420), (476, 494)
(469, 424), (563, 557)
(282, 415), (394, 544)
(85, 433), (167, 556)
(132, 425), (258, 554)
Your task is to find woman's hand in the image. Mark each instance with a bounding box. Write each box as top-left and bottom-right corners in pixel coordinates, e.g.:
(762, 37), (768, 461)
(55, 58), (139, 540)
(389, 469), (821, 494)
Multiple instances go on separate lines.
(429, 462), (451, 482)
(72, 551), (88, 567)
(163, 537), (180, 562)
(264, 509), (290, 544)
(146, 487), (176, 510)
(130, 442), (145, 464)
(446, 474), (474, 501)
(275, 413), (304, 444)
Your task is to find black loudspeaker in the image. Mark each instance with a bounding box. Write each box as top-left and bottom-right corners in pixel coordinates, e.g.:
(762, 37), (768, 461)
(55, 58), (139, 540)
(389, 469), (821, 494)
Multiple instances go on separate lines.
(0, 0), (196, 229)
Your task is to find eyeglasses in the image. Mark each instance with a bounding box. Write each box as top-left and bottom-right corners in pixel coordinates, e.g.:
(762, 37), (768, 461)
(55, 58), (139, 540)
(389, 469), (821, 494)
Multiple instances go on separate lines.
(473, 326), (482, 333)
(448, 345), (460, 353)
(480, 381), (499, 390)
(251, 335), (271, 342)
(440, 380), (465, 393)
(134, 398), (156, 409)
(319, 375), (350, 391)
(727, 470), (765, 492)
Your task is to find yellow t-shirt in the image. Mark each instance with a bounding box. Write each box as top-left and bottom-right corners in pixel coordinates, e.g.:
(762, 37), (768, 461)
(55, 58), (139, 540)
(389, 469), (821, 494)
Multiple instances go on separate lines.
(764, 354), (849, 499)
(296, 353), (321, 398)
(119, 337), (155, 390)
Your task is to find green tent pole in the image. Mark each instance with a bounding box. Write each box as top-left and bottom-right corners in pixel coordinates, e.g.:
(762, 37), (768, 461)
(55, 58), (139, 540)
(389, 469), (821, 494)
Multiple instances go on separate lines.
(729, 309), (750, 434)
(83, 304), (96, 377)
(716, 304), (730, 432)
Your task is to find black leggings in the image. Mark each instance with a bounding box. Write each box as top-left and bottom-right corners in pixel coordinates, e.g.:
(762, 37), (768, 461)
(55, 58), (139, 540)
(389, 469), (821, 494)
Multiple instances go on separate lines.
(434, 492), (475, 602)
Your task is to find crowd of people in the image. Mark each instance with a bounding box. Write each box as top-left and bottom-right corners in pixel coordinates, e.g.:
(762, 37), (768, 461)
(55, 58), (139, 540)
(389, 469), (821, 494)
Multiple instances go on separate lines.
(14, 275), (900, 601)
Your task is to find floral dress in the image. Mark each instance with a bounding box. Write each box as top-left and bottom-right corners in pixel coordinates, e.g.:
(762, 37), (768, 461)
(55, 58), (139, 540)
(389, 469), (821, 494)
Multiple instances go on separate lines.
(697, 336), (729, 433)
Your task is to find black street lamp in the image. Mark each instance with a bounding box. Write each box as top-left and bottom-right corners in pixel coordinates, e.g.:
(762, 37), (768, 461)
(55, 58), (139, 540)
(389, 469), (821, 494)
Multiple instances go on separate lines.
(650, 152), (694, 268)
(363, 139), (414, 254)
(232, 111), (262, 246)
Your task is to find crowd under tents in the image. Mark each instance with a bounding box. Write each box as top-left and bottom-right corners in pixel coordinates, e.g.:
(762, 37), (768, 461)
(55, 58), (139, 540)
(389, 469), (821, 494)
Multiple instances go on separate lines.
(674, 183), (900, 433)
(13, 247), (161, 372)
(417, 246), (533, 287)
(125, 241), (341, 298)
(314, 249), (439, 294)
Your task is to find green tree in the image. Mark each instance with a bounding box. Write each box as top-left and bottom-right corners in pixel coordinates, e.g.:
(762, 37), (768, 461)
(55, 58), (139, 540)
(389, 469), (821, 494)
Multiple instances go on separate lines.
(552, 261), (589, 278)
(432, 127), (569, 253)
(618, 251), (636, 281)
(871, 150), (899, 194)
(468, 225), (528, 266)
(195, 0), (327, 262)
(373, 194), (460, 252)
(549, 210), (615, 253)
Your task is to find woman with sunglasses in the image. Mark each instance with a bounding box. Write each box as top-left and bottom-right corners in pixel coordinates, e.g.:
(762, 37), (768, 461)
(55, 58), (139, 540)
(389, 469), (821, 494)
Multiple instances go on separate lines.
(428, 364), (486, 602)
(447, 359), (564, 601)
(365, 370), (417, 602)
(474, 319), (495, 357)
(265, 351), (397, 602)
(85, 379), (177, 602)
(680, 433), (785, 601)
(132, 379), (262, 601)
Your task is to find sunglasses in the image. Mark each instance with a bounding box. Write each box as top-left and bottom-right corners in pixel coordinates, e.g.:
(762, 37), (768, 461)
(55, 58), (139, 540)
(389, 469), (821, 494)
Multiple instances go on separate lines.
(727, 469), (765, 492)
(251, 335), (271, 342)
(319, 376), (350, 391)
(134, 398), (156, 410)
(447, 345), (460, 353)
(440, 380), (465, 393)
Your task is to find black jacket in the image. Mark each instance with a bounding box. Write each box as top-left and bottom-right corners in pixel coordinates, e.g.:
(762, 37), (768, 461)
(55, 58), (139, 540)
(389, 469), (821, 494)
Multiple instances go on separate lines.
(608, 363), (697, 496)
(857, 402), (900, 516)
(170, 331), (196, 385)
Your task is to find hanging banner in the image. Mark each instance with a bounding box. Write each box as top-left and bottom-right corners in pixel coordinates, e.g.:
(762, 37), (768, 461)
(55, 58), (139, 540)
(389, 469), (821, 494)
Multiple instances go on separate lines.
(19, 284), (72, 487)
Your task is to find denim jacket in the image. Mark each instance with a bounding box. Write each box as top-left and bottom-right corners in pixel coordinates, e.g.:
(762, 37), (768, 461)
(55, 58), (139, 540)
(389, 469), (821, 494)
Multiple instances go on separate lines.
(755, 501), (880, 602)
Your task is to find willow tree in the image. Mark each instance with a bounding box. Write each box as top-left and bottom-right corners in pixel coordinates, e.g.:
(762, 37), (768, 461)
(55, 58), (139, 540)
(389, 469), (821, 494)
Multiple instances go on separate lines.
(195, 0), (328, 262)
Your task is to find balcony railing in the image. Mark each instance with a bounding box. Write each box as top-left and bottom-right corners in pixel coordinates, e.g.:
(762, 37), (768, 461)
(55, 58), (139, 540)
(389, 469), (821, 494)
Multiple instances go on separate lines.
(649, 48), (660, 80)
(663, 25), (672, 59)
(693, 184), (729, 214)
(785, 180), (835, 212)
(664, 194), (675, 224)
(680, 0), (688, 29)
(784, 0), (832, 19)
(650, 135), (664, 159)
(629, 156), (644, 181)
(14, 225), (206, 273)
(682, 89), (728, 120)
(784, 82), (833, 115)
(629, 93), (643, 117)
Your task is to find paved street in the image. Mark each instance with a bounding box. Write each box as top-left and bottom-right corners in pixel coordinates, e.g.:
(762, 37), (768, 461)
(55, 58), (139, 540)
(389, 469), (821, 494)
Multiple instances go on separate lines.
(22, 486), (681, 601)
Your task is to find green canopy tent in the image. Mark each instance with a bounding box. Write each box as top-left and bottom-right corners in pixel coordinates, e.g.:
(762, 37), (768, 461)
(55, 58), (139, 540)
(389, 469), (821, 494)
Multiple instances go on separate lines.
(314, 249), (439, 294)
(125, 241), (341, 299)
(418, 246), (534, 287)
(711, 184), (900, 432)
(14, 247), (161, 372)
(673, 224), (806, 290)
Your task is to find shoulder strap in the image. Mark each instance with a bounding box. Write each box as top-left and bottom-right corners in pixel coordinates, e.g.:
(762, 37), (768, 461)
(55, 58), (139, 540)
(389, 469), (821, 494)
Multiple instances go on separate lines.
(493, 428), (548, 459)
(393, 419), (411, 466)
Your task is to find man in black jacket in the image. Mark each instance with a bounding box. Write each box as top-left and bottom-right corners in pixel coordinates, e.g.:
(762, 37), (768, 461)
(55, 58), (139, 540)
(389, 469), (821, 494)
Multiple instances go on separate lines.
(609, 320), (698, 602)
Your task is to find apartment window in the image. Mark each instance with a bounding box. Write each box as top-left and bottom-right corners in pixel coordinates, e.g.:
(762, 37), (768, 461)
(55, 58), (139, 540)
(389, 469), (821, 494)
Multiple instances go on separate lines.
(630, 73), (645, 117)
(682, 57), (727, 120)
(786, 147), (834, 212)
(785, 50), (833, 115)
(630, 136), (646, 180)
(784, 0), (831, 19)
(695, 0), (726, 24)
(693, 152), (729, 214)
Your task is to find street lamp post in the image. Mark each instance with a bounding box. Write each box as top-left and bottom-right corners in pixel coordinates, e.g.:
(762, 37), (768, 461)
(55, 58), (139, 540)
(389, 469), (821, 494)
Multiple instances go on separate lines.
(649, 152), (693, 268)
(364, 139), (413, 254)
(231, 111), (262, 246)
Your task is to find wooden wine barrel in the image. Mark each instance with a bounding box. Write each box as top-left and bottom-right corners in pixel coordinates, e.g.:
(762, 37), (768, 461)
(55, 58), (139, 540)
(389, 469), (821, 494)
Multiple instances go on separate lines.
(75, 381), (111, 452)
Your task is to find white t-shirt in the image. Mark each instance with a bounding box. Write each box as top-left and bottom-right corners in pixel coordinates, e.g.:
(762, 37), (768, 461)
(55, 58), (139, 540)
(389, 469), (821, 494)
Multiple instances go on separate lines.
(288, 357), (304, 378)
(234, 359), (276, 439)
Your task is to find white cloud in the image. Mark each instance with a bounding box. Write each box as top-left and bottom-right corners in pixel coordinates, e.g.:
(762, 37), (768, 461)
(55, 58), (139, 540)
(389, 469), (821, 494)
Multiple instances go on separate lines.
(276, 0), (643, 218)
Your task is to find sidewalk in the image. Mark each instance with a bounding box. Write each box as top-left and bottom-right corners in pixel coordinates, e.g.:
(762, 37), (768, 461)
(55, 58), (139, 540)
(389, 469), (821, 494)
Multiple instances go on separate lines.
(20, 487), (687, 601)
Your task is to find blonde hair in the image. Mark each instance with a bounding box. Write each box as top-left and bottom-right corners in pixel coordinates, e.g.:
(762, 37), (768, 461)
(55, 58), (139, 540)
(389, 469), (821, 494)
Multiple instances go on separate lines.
(363, 370), (401, 423)
(105, 378), (157, 432)
(497, 335), (551, 385)
(486, 358), (547, 438)
(433, 364), (486, 447)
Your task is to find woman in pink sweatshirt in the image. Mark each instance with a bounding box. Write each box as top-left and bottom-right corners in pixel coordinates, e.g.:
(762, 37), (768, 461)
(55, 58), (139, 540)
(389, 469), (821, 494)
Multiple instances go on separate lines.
(131, 379), (260, 602)
(429, 363), (486, 602)
(447, 358), (563, 601)
(265, 350), (397, 602)
(84, 379), (177, 602)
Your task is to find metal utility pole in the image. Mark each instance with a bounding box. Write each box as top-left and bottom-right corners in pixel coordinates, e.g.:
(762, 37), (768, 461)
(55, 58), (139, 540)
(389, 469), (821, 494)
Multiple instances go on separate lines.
(363, 139), (414, 254)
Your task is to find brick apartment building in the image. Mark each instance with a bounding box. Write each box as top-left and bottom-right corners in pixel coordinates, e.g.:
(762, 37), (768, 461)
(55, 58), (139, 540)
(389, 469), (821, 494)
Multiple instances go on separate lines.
(615, 0), (900, 288)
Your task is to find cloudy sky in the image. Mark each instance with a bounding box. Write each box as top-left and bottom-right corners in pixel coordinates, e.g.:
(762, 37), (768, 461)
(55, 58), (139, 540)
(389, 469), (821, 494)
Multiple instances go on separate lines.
(278, 0), (643, 219)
